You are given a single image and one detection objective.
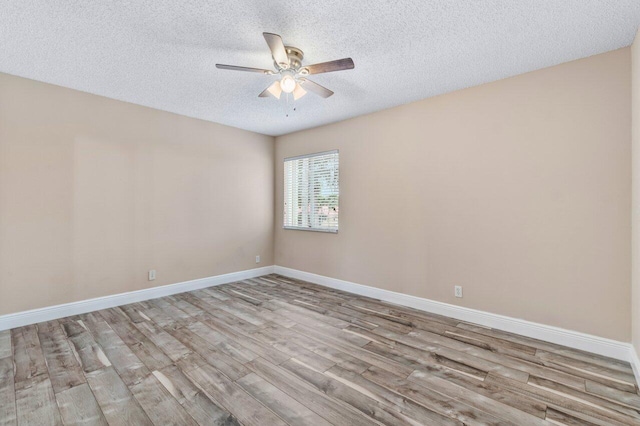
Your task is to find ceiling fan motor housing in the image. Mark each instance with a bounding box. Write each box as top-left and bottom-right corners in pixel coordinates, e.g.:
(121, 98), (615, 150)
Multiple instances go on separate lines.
(281, 46), (304, 71)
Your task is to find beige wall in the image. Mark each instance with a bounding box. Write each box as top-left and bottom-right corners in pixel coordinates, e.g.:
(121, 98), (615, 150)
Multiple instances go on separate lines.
(633, 31), (640, 353)
(0, 72), (274, 316)
(275, 48), (632, 341)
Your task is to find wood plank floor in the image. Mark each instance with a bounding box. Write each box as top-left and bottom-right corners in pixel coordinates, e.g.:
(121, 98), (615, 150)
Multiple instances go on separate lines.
(0, 274), (638, 425)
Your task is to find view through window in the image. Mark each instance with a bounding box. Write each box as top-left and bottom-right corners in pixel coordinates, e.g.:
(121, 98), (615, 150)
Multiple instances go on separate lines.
(283, 150), (339, 232)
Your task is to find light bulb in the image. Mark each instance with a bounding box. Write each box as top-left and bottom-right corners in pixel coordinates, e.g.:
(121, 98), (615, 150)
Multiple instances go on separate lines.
(280, 74), (296, 93)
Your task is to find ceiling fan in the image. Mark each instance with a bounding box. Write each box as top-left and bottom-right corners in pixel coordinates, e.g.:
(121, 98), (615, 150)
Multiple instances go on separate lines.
(216, 33), (354, 100)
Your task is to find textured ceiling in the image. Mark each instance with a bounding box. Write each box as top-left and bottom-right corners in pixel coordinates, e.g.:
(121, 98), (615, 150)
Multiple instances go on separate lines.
(1, 1), (639, 136)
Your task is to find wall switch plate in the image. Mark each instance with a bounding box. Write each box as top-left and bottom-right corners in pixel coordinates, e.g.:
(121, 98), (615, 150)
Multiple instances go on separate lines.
(454, 286), (463, 298)
(255, 255), (260, 264)
(148, 270), (156, 281)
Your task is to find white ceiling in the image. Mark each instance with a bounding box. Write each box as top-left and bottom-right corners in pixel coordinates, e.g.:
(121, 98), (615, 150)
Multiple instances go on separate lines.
(1, 1), (639, 136)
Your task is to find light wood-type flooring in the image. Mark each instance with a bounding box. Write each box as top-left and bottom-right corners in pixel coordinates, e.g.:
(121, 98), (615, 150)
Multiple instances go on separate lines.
(0, 274), (638, 425)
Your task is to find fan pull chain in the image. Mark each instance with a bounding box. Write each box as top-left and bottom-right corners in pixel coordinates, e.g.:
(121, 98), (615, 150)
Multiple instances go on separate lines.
(285, 93), (296, 118)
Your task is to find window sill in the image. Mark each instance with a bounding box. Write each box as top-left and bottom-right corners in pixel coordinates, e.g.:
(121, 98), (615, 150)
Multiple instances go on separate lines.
(283, 226), (338, 234)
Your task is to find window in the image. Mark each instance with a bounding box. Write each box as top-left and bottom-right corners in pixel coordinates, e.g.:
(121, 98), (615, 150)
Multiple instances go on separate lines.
(284, 150), (339, 233)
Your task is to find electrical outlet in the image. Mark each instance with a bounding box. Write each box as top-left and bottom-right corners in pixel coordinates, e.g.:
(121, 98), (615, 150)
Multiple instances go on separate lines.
(255, 255), (260, 264)
(454, 285), (463, 298)
(148, 269), (156, 281)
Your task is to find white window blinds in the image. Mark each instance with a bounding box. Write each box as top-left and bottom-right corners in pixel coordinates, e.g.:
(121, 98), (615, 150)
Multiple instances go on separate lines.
(284, 150), (339, 233)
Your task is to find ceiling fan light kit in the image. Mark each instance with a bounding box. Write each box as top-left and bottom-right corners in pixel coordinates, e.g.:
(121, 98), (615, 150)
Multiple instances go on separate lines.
(279, 73), (296, 93)
(216, 32), (354, 101)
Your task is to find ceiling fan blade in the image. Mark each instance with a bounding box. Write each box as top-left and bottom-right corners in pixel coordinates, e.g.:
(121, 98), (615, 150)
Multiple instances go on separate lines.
(303, 58), (354, 75)
(259, 81), (282, 99)
(299, 78), (334, 98)
(293, 83), (307, 100)
(216, 64), (273, 74)
(263, 33), (290, 69)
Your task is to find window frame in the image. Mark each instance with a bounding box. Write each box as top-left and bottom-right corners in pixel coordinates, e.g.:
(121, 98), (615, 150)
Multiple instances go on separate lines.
(283, 149), (339, 234)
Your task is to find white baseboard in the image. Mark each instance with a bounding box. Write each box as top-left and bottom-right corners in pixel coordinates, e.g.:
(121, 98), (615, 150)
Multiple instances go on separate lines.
(274, 266), (633, 363)
(629, 345), (640, 386)
(0, 265), (275, 331)
(2, 264), (636, 367)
